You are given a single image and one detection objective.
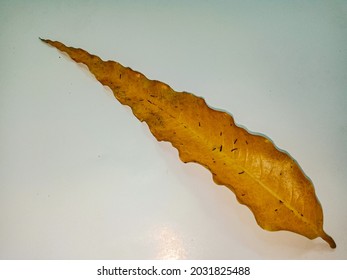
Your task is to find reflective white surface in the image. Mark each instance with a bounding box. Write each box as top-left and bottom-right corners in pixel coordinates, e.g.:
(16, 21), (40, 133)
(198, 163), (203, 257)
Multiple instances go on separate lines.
(1, 0), (347, 259)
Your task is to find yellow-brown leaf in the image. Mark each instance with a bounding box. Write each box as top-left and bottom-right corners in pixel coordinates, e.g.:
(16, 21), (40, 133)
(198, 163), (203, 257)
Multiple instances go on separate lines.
(41, 38), (336, 248)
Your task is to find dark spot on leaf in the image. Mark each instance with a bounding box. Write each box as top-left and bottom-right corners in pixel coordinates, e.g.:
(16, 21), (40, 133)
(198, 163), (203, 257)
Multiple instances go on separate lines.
(119, 74), (122, 79)
(275, 209), (278, 212)
(212, 147), (216, 151)
(234, 138), (238, 144)
(279, 200), (283, 204)
(238, 171), (245, 175)
(220, 131), (222, 136)
(198, 122), (201, 127)
(219, 145), (223, 152)
(231, 148), (238, 152)
(245, 140), (248, 144)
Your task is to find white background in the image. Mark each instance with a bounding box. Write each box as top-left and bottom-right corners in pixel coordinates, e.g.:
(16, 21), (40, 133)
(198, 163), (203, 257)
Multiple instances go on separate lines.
(1, 0), (346, 259)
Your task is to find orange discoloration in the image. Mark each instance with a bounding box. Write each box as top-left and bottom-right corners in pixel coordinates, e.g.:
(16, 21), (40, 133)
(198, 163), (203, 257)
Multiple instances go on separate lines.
(41, 38), (335, 248)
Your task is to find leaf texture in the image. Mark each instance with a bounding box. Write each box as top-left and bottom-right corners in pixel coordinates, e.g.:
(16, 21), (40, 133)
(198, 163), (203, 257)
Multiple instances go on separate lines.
(41, 38), (336, 248)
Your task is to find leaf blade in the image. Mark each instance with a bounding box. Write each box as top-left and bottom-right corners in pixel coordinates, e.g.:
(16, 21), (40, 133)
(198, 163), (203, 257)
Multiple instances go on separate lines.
(41, 38), (336, 248)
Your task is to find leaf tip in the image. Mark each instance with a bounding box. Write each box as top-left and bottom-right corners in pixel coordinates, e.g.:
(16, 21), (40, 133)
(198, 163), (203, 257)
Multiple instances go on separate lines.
(39, 37), (54, 46)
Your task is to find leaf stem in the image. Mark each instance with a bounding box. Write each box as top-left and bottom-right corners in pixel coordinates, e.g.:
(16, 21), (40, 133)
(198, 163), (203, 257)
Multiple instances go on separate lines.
(321, 231), (336, 248)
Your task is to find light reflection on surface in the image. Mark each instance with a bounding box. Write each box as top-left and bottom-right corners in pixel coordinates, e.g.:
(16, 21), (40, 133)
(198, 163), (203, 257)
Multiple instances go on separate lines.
(154, 225), (187, 260)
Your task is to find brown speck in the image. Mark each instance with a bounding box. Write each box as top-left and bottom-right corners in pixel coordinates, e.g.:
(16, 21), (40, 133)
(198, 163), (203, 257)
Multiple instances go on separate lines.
(198, 122), (201, 127)
(119, 74), (122, 79)
(245, 140), (248, 145)
(219, 145), (223, 152)
(231, 148), (238, 152)
(279, 200), (283, 204)
(212, 147), (216, 151)
(238, 171), (245, 175)
(275, 209), (278, 212)
(234, 138), (238, 144)
(220, 131), (223, 136)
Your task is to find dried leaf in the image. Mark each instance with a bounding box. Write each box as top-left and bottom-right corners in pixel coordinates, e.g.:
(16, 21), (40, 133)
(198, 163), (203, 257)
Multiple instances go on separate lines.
(41, 38), (336, 248)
